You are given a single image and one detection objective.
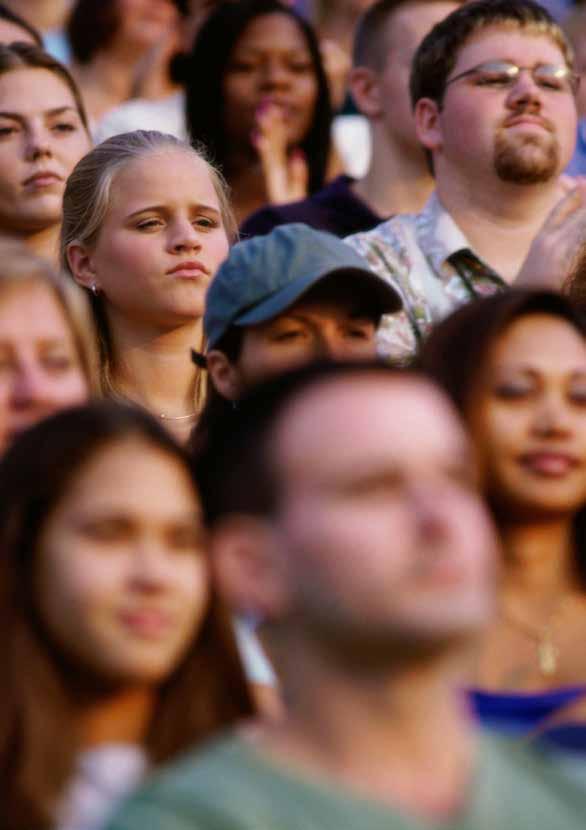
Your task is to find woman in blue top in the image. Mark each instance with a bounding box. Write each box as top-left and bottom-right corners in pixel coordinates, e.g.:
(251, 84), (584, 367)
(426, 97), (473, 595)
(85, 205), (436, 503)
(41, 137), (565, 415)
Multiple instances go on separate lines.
(420, 290), (586, 747)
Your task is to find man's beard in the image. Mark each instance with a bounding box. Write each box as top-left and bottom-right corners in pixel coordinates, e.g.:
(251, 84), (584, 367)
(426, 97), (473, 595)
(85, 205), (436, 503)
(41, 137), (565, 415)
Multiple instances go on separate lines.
(493, 129), (559, 184)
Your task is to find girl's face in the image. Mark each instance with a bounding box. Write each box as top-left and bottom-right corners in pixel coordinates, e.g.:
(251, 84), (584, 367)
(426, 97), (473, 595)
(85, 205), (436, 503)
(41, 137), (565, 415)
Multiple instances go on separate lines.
(222, 12), (319, 151)
(84, 149), (229, 328)
(36, 437), (209, 685)
(467, 313), (586, 520)
(0, 281), (88, 450)
(0, 68), (90, 234)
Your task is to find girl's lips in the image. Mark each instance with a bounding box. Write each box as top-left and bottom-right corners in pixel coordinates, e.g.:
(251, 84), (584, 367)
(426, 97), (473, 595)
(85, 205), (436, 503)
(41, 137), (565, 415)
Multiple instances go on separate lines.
(519, 452), (579, 477)
(118, 609), (174, 639)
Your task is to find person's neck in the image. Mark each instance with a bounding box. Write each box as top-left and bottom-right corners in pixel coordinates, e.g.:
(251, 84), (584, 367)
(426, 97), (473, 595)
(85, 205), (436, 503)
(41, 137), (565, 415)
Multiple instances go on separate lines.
(227, 153), (268, 226)
(78, 686), (155, 748)
(352, 131), (434, 218)
(10, 223), (60, 265)
(108, 311), (202, 419)
(8, 0), (71, 31)
(251, 639), (477, 820)
(73, 46), (145, 120)
(435, 169), (563, 284)
(499, 515), (577, 603)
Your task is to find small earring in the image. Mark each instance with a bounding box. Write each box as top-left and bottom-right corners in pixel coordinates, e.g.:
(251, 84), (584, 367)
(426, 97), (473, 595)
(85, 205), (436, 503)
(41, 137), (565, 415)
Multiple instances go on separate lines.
(90, 283), (99, 296)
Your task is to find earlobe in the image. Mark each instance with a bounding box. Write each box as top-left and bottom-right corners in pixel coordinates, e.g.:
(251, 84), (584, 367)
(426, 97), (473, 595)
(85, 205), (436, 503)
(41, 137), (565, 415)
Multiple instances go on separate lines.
(414, 97), (443, 151)
(206, 349), (242, 401)
(66, 243), (98, 292)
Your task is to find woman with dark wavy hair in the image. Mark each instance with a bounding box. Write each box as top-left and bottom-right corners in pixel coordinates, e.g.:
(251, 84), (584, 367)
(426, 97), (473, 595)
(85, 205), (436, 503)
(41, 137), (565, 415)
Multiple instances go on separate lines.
(184, 0), (332, 225)
(420, 290), (586, 740)
(0, 401), (254, 830)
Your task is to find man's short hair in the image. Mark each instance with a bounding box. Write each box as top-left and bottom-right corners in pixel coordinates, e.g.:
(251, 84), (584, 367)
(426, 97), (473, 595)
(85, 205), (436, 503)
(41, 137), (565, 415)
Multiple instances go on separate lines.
(193, 361), (403, 526)
(409, 0), (573, 109)
(353, 0), (461, 72)
(353, 0), (407, 71)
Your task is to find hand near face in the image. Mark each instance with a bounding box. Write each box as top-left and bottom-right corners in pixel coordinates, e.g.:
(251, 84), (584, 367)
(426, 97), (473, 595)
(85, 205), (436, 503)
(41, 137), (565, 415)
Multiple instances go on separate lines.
(516, 180), (586, 292)
(252, 101), (309, 205)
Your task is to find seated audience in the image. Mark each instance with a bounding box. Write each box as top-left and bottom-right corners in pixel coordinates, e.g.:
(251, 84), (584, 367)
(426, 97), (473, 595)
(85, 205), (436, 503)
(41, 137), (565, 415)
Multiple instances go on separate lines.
(0, 401), (253, 830)
(184, 0), (333, 225)
(241, 0), (459, 238)
(420, 291), (586, 741)
(192, 222), (402, 449)
(67, 0), (182, 126)
(347, 0), (586, 362)
(0, 42), (91, 263)
(62, 130), (235, 443)
(0, 238), (94, 452)
(109, 361), (585, 829)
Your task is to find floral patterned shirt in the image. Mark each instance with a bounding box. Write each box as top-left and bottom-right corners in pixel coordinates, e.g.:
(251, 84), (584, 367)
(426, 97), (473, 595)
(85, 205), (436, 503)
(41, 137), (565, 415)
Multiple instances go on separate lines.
(346, 192), (508, 362)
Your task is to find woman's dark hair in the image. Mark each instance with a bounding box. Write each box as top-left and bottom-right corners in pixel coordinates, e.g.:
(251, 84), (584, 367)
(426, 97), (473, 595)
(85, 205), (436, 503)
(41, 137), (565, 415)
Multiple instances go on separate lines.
(67, 0), (120, 64)
(183, 0), (332, 194)
(0, 401), (254, 830)
(419, 289), (586, 582)
(190, 326), (244, 458)
(0, 3), (43, 46)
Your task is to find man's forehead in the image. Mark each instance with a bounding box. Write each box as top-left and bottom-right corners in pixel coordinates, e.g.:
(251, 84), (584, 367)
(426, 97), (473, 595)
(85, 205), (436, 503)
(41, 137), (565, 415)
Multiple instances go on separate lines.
(273, 373), (468, 480)
(454, 22), (567, 66)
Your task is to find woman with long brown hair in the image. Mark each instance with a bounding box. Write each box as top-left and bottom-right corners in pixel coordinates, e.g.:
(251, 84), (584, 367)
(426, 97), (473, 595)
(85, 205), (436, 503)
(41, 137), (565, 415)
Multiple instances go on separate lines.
(0, 42), (91, 262)
(420, 290), (586, 741)
(0, 401), (254, 830)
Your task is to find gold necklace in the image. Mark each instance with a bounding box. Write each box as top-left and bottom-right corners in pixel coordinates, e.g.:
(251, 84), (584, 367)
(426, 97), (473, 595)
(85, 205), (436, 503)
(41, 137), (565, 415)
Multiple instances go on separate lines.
(503, 600), (566, 678)
(157, 411), (198, 422)
(103, 368), (198, 422)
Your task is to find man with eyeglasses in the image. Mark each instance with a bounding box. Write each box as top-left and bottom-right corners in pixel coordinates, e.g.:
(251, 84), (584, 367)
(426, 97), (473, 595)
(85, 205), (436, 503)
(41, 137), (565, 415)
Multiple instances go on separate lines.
(347, 0), (586, 362)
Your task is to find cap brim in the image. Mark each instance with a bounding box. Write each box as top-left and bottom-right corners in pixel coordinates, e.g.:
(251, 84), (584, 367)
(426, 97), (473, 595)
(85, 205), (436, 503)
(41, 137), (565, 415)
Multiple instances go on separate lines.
(234, 267), (402, 328)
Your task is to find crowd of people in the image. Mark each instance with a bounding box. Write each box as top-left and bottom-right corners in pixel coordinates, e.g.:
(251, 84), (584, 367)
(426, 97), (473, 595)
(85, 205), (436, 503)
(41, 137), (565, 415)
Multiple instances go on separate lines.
(1, 0), (586, 828)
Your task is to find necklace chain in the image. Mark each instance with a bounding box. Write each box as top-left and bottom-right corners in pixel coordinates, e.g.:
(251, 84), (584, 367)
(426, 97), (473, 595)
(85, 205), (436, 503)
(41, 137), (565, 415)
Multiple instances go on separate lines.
(103, 368), (198, 422)
(158, 411), (198, 421)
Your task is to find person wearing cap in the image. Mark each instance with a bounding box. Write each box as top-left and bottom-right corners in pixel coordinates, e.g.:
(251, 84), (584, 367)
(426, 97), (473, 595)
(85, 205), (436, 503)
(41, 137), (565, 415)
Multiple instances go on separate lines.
(200, 223), (402, 408)
(191, 223), (402, 719)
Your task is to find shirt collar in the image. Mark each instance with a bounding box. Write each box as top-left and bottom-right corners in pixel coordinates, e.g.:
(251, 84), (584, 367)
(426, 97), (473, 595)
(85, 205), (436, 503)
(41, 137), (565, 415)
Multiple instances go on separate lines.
(415, 191), (473, 276)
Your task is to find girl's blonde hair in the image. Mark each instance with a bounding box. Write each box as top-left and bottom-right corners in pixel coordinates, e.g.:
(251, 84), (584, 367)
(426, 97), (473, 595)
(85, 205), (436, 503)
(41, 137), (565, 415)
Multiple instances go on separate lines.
(0, 237), (98, 390)
(60, 130), (237, 406)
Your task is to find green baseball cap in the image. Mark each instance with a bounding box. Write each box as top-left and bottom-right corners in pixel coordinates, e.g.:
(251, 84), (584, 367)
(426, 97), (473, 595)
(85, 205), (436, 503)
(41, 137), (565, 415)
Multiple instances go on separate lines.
(204, 223), (403, 349)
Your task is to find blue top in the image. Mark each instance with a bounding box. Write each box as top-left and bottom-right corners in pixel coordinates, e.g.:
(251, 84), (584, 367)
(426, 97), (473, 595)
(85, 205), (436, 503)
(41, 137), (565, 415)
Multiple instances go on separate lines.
(565, 119), (586, 177)
(469, 687), (586, 752)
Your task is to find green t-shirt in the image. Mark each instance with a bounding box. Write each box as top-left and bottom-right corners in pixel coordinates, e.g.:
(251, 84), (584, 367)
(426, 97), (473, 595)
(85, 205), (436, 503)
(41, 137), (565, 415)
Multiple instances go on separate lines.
(106, 732), (585, 830)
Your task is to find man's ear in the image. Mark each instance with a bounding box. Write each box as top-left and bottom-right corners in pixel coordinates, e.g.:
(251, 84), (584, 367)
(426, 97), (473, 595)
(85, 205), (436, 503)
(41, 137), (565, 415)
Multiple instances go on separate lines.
(66, 243), (99, 292)
(210, 514), (290, 621)
(414, 97), (443, 152)
(348, 66), (383, 119)
(206, 349), (242, 401)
